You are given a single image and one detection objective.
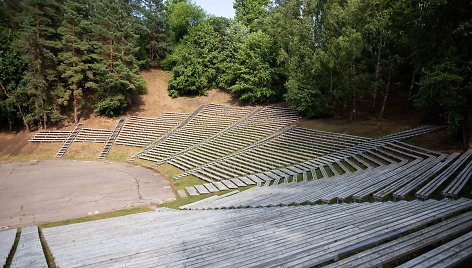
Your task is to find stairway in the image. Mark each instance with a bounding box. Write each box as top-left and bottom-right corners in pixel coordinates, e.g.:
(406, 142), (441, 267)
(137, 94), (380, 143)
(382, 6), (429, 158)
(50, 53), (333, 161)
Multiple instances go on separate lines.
(98, 117), (125, 160)
(55, 123), (83, 158)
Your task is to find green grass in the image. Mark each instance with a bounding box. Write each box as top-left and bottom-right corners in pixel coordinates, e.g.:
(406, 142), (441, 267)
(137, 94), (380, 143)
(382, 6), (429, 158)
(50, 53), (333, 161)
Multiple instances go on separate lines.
(40, 207), (151, 228)
(39, 227), (57, 268)
(325, 166), (335, 177)
(332, 163), (345, 175)
(297, 118), (413, 139)
(349, 157), (366, 169)
(160, 190), (232, 209)
(341, 160), (356, 172)
(173, 175), (206, 190)
(4, 228), (21, 268)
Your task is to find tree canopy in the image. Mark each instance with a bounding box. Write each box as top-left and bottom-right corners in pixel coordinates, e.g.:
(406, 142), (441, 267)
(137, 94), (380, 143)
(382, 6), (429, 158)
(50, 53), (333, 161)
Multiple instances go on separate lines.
(0, 0), (470, 147)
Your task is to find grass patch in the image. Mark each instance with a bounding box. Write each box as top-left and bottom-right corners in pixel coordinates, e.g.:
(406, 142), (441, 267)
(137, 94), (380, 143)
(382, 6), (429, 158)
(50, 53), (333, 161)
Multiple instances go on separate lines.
(325, 166), (335, 177)
(4, 228), (21, 268)
(342, 160), (356, 172)
(106, 145), (142, 162)
(160, 191), (230, 209)
(332, 163), (345, 175)
(155, 163), (185, 178)
(297, 118), (415, 139)
(40, 207), (151, 228)
(296, 173), (304, 182)
(171, 176), (203, 191)
(349, 157), (366, 169)
(38, 227), (56, 268)
(405, 129), (462, 152)
(62, 142), (103, 160)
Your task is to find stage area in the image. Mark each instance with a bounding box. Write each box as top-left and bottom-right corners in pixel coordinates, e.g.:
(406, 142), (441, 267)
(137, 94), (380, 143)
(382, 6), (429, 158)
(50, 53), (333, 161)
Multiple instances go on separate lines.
(0, 160), (175, 228)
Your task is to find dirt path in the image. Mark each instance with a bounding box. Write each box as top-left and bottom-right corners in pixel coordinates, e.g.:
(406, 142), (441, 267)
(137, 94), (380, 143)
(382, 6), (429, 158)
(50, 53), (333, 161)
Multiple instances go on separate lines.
(0, 160), (175, 228)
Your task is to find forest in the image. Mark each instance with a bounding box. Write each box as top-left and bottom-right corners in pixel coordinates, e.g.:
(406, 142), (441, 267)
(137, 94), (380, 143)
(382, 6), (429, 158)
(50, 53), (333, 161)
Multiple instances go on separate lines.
(0, 0), (470, 146)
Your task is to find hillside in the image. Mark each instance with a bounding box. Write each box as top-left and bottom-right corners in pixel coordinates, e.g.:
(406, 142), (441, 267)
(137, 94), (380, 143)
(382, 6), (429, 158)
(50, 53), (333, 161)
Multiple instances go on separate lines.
(0, 69), (462, 162)
(0, 70), (242, 161)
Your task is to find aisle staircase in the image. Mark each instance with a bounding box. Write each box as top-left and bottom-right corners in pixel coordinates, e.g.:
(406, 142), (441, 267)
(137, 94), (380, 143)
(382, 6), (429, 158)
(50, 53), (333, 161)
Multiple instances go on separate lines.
(98, 117), (125, 160)
(55, 123), (83, 158)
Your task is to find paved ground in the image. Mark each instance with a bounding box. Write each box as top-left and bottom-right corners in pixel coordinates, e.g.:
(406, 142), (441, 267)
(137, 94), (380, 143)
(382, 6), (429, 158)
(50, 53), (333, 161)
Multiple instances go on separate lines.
(0, 160), (175, 228)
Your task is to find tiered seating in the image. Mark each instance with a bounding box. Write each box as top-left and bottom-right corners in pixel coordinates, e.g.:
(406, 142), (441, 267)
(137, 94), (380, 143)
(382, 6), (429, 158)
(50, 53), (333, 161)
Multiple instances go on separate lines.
(182, 153), (455, 209)
(381, 124), (446, 141)
(43, 199), (472, 267)
(115, 113), (188, 147)
(417, 149), (472, 199)
(325, 211), (472, 268)
(443, 156), (472, 198)
(165, 106), (299, 170)
(29, 130), (71, 142)
(0, 228), (16, 266)
(397, 230), (472, 268)
(181, 130), (438, 196)
(177, 126), (368, 183)
(137, 104), (256, 163)
(75, 128), (112, 143)
(11, 226), (47, 268)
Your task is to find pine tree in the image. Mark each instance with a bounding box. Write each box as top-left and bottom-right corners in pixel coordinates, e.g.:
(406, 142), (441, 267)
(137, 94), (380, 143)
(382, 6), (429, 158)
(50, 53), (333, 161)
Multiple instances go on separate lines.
(58, 0), (96, 123)
(140, 0), (171, 67)
(15, 0), (63, 128)
(91, 0), (145, 116)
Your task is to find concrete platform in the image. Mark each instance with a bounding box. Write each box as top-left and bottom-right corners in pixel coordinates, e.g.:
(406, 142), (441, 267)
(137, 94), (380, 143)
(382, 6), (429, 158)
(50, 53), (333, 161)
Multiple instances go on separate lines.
(0, 160), (175, 228)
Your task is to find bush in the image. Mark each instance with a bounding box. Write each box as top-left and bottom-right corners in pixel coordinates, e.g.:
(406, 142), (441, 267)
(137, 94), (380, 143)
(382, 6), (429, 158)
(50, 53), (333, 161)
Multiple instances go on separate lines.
(95, 95), (128, 116)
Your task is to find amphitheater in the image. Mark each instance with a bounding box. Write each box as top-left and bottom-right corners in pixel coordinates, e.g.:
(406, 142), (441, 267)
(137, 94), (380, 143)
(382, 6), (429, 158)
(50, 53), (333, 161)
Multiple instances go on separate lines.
(1, 103), (471, 267)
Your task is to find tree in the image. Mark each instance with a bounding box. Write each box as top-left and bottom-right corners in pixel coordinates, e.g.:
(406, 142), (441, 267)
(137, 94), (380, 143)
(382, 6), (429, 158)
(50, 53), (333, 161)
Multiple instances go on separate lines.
(167, 18), (223, 97)
(58, 0), (96, 123)
(138, 0), (171, 67)
(406, 0), (472, 148)
(234, 0), (271, 30)
(0, 29), (30, 130)
(229, 31), (284, 103)
(15, 0), (64, 128)
(91, 0), (146, 116)
(264, 0), (331, 117)
(167, 0), (205, 42)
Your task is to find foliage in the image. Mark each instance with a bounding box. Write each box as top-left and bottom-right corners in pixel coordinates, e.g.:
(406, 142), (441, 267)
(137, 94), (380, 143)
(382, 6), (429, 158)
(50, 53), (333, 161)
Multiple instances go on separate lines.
(228, 31), (284, 103)
(1, 0), (471, 146)
(234, 0), (271, 30)
(167, 0), (206, 42)
(0, 29), (29, 129)
(95, 95), (128, 116)
(0, 0), (158, 129)
(137, 0), (172, 68)
(167, 19), (222, 97)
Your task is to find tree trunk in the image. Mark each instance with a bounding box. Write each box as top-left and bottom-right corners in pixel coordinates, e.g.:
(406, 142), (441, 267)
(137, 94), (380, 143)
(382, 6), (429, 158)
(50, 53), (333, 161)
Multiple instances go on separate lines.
(109, 39), (114, 70)
(372, 38), (382, 110)
(73, 94), (78, 124)
(350, 93), (357, 121)
(350, 61), (357, 121)
(329, 69), (333, 93)
(463, 109), (472, 149)
(43, 112), (47, 129)
(379, 71), (391, 120)
(16, 103), (29, 131)
(408, 70), (416, 99)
